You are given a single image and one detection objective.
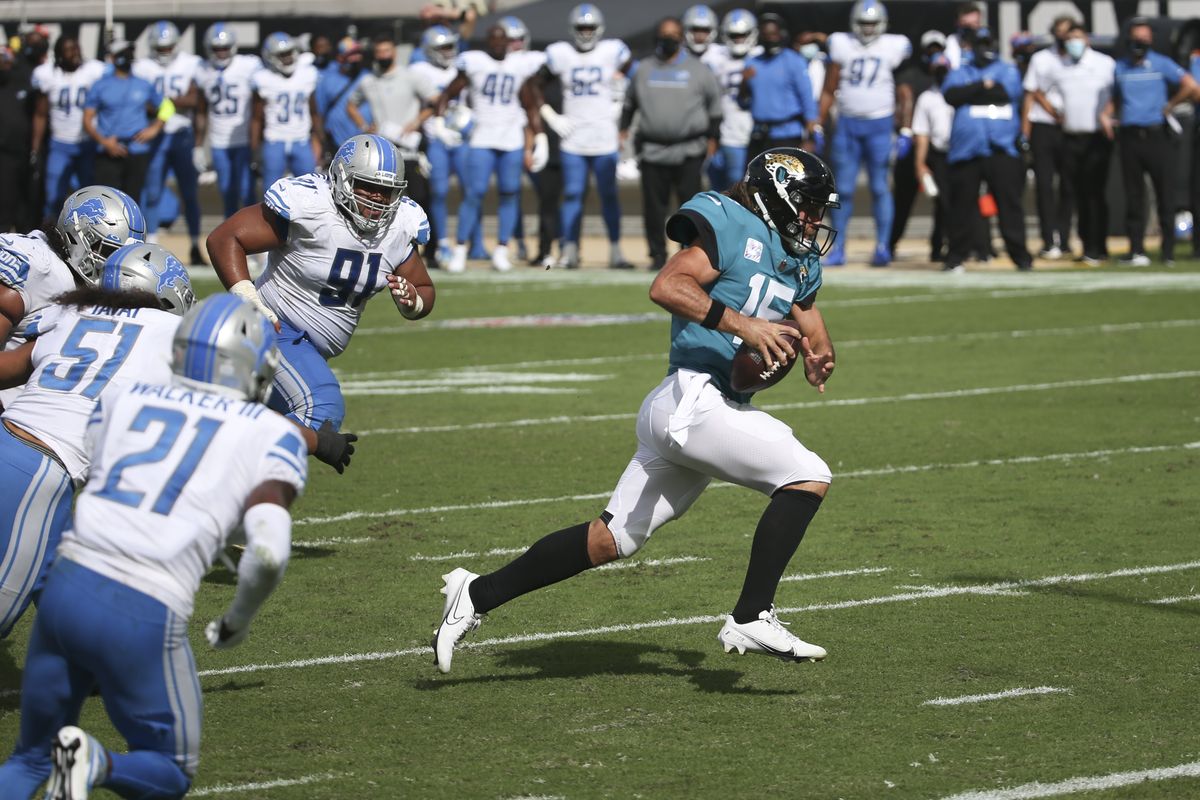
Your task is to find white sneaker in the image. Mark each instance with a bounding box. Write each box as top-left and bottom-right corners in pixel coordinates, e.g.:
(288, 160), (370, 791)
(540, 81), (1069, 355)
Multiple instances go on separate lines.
(447, 244), (467, 274)
(555, 241), (579, 270)
(717, 607), (827, 662)
(46, 726), (107, 799)
(433, 567), (483, 673)
(491, 244), (512, 272)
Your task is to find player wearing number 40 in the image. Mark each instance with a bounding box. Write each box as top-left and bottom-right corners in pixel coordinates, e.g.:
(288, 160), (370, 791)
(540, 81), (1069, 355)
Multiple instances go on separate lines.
(206, 133), (434, 448)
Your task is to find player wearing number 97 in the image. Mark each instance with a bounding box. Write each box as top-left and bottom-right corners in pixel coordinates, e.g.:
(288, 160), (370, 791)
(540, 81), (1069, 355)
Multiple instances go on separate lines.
(206, 133), (433, 441)
(0, 241), (193, 644)
(0, 295), (305, 800)
(433, 147), (839, 673)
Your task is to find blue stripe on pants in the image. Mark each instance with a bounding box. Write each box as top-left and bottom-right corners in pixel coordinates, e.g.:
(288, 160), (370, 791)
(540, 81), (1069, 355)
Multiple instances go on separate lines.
(830, 115), (895, 249)
(265, 320), (345, 430)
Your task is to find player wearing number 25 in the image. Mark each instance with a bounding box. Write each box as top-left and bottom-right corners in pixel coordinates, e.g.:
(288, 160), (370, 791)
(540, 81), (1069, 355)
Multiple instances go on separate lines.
(207, 133), (434, 440)
(433, 148), (839, 672)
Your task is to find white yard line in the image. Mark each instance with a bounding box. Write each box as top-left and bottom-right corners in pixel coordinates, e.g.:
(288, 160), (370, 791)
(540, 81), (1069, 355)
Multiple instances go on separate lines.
(190, 772), (343, 796)
(296, 440), (1200, 526)
(355, 370), (1200, 437)
(781, 566), (890, 582)
(292, 537), (373, 549)
(195, 559), (1200, 678)
(937, 760), (1200, 800)
(410, 547), (528, 562)
(1147, 593), (1200, 605)
(922, 686), (1070, 707)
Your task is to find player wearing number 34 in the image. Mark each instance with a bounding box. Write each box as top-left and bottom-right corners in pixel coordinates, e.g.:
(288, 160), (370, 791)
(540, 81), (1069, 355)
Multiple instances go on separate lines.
(206, 133), (435, 445)
(434, 147), (839, 671)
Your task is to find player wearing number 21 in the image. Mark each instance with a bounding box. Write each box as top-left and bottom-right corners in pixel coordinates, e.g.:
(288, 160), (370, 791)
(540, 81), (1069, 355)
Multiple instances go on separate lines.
(434, 147), (839, 672)
(207, 134), (433, 449)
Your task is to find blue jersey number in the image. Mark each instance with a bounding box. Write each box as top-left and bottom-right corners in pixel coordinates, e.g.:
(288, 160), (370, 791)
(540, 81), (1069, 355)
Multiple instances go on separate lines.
(481, 73), (516, 105)
(570, 66), (603, 96)
(97, 407), (223, 515)
(154, 75), (186, 99)
(38, 319), (143, 400)
(846, 57), (882, 88)
(274, 92), (307, 124)
(320, 248), (383, 308)
(55, 87), (87, 112)
(209, 81), (240, 116)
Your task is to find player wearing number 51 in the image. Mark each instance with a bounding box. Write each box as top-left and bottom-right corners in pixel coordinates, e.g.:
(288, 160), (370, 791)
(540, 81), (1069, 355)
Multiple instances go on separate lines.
(433, 147), (838, 672)
(206, 133), (433, 466)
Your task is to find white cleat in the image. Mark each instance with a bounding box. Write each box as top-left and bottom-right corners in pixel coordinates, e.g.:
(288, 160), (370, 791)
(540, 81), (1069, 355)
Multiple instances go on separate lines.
(491, 244), (513, 272)
(717, 607), (827, 663)
(46, 726), (107, 800)
(447, 244), (467, 274)
(433, 567), (484, 673)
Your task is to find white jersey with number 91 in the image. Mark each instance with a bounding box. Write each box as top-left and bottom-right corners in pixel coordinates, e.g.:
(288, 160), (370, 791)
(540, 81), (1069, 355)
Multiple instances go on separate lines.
(827, 32), (911, 120)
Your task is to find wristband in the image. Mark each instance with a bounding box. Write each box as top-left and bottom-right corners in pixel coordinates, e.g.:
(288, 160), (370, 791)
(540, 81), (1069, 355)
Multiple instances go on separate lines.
(701, 298), (726, 329)
(400, 290), (425, 319)
(157, 97), (176, 122)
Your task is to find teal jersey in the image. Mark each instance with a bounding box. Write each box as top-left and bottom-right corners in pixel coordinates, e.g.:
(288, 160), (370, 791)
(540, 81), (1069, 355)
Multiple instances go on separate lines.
(664, 191), (823, 404)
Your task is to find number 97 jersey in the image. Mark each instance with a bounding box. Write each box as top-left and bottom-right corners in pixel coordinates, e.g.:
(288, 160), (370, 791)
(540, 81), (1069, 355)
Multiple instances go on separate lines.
(257, 173), (431, 358)
(827, 32), (911, 120)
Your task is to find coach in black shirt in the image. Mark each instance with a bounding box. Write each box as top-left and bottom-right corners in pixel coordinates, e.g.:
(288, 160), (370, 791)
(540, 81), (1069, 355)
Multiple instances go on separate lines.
(0, 46), (36, 232)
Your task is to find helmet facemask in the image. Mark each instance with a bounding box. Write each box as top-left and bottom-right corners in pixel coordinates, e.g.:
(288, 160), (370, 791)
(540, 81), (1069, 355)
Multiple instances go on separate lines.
(330, 143), (407, 236)
(574, 24), (600, 51)
(753, 187), (840, 258)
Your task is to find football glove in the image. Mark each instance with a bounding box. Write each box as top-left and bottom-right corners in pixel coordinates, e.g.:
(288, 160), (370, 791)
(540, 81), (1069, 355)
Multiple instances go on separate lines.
(539, 104), (576, 139)
(428, 116), (462, 148)
(229, 280), (279, 327)
(529, 132), (549, 173)
(205, 616), (249, 649)
(314, 419), (357, 474)
(193, 145), (209, 173)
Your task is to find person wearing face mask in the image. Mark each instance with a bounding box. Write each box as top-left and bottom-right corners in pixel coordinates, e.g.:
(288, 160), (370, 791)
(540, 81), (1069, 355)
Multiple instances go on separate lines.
(888, 30), (944, 258)
(310, 35), (334, 74)
(20, 28), (49, 70)
(795, 33), (827, 108)
(315, 37), (369, 165)
(740, 15), (818, 165)
(621, 16), (722, 271)
(1021, 16), (1076, 261)
(912, 52), (955, 261)
(1039, 24), (1114, 266)
(1104, 18), (1197, 267)
(941, 26), (1032, 272)
(944, 2), (982, 70)
(82, 40), (171, 202)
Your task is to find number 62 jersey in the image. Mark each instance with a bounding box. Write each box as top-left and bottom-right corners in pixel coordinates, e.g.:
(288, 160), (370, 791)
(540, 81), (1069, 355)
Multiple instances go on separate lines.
(258, 173), (431, 358)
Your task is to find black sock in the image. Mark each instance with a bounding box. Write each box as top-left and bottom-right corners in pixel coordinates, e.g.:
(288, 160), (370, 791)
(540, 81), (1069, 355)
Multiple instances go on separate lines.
(731, 490), (823, 624)
(468, 521), (593, 613)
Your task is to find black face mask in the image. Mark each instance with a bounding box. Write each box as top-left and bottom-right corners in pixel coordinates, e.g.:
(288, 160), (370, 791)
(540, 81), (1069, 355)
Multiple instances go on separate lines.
(344, 62), (363, 77)
(373, 57), (393, 75)
(655, 37), (681, 59)
(313, 54), (330, 69)
(113, 54), (132, 71)
(1130, 40), (1150, 59)
(762, 38), (784, 55)
(975, 48), (997, 67)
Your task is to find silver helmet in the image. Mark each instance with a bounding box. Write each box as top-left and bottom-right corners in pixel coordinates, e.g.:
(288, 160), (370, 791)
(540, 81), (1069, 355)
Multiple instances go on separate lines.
(569, 4), (605, 52)
(721, 9), (758, 57)
(422, 25), (459, 68)
(500, 16), (530, 51)
(262, 32), (297, 76)
(683, 5), (719, 54)
(172, 295), (279, 403)
(100, 242), (195, 316)
(55, 186), (148, 286)
(328, 134), (407, 235)
(150, 20), (180, 65)
(851, 0), (889, 43)
(204, 23), (237, 68)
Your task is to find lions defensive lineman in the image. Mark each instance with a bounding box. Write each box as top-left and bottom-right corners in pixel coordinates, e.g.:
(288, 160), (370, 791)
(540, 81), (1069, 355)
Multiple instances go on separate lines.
(195, 24), (262, 218)
(704, 9), (759, 191)
(251, 33), (323, 192)
(0, 295), (304, 800)
(434, 147), (839, 672)
(207, 134), (433, 439)
(0, 242), (192, 642)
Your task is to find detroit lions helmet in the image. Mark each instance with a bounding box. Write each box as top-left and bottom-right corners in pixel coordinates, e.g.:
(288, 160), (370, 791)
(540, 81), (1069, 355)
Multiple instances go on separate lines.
(172, 295), (279, 403)
(501, 16), (530, 51)
(722, 9), (758, 58)
(569, 4), (605, 52)
(744, 147), (841, 258)
(422, 25), (459, 68)
(329, 134), (407, 235)
(204, 23), (237, 68)
(100, 242), (195, 316)
(262, 32), (297, 76)
(55, 186), (148, 286)
(851, 0), (889, 43)
(150, 21), (180, 65)
(683, 5), (719, 54)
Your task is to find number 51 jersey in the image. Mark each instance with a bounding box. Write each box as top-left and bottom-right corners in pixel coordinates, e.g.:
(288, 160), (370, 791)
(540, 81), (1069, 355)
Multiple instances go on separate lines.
(258, 173), (431, 358)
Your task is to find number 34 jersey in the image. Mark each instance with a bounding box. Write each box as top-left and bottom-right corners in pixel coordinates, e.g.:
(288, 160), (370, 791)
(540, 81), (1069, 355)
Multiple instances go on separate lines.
(259, 173), (431, 358)
(253, 64), (320, 143)
(827, 32), (911, 120)
(2, 303), (179, 484)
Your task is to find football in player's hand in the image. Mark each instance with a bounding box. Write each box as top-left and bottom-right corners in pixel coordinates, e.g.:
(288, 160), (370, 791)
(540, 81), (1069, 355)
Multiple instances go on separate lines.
(730, 320), (802, 393)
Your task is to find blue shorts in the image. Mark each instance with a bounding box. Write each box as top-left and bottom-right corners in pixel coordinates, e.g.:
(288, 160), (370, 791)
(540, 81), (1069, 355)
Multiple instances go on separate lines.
(266, 320), (345, 430)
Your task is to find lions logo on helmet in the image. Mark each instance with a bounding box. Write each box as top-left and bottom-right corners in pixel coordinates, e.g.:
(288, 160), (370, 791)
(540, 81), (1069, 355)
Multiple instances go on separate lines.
(55, 186), (148, 286)
(721, 9), (758, 58)
(151, 21), (180, 65)
(100, 242), (195, 315)
(422, 25), (459, 68)
(328, 134), (408, 234)
(172, 295), (280, 403)
(851, 0), (889, 43)
(262, 32), (297, 76)
(569, 4), (605, 52)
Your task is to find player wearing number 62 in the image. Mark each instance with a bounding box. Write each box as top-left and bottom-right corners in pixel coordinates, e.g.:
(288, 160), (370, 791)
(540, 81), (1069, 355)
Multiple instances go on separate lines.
(433, 147), (839, 672)
(206, 133), (434, 456)
(0, 295), (306, 799)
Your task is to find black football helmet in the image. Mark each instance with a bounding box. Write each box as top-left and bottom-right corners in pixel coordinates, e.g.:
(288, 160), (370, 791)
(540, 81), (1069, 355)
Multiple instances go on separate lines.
(743, 147), (840, 258)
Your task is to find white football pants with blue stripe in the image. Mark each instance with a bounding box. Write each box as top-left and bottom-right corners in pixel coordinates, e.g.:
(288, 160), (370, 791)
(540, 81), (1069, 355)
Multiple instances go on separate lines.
(266, 320), (346, 431)
(0, 558), (199, 800)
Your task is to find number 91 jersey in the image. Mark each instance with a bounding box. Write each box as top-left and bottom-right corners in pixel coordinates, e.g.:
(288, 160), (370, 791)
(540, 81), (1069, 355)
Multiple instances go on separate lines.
(827, 32), (911, 120)
(258, 173), (431, 358)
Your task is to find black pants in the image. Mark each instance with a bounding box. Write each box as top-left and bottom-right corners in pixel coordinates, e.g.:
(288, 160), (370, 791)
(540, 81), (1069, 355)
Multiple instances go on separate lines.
(0, 150), (35, 233)
(947, 152), (1031, 269)
(531, 162), (563, 259)
(641, 156), (703, 263)
(889, 150), (918, 252)
(927, 148), (990, 261)
(1030, 122), (1072, 251)
(93, 151), (152, 206)
(1118, 125), (1175, 259)
(1062, 132), (1112, 259)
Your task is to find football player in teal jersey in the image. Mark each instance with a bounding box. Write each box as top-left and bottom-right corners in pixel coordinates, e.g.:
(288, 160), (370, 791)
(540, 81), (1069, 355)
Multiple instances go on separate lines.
(433, 147), (839, 671)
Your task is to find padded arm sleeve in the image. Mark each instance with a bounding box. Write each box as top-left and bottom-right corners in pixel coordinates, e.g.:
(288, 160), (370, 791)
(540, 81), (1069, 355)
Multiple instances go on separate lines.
(225, 502), (292, 630)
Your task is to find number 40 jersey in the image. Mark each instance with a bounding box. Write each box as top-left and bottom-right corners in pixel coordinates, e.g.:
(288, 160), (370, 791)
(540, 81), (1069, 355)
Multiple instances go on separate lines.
(827, 32), (911, 120)
(258, 173), (431, 358)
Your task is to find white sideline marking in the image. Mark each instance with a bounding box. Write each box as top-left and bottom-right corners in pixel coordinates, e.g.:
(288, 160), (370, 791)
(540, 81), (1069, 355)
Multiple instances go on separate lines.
(356, 312), (664, 335)
(293, 537), (373, 549)
(922, 686), (1070, 706)
(1147, 593), (1200, 605)
(594, 556), (710, 571)
(937, 760), (1200, 800)
(195, 560), (1200, 678)
(780, 566), (890, 582)
(295, 440), (1200, 526)
(411, 547), (526, 562)
(355, 370), (1200, 437)
(190, 772), (342, 796)
(0, 689), (18, 698)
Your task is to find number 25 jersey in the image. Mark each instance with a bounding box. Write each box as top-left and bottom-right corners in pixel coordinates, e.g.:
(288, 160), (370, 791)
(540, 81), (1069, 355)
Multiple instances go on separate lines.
(258, 173), (431, 358)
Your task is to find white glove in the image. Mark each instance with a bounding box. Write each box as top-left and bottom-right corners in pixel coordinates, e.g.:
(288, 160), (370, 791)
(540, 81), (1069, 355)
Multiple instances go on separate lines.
(192, 145), (209, 173)
(205, 616), (249, 649)
(429, 116), (462, 148)
(529, 132), (549, 173)
(539, 104), (576, 139)
(229, 279), (279, 327)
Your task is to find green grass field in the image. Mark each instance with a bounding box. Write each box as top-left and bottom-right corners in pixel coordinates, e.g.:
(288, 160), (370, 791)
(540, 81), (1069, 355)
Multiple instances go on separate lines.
(3, 264), (1200, 799)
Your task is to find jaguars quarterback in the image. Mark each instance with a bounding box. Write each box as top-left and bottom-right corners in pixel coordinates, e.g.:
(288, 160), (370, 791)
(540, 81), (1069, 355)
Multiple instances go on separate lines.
(206, 133), (433, 449)
(433, 147), (839, 672)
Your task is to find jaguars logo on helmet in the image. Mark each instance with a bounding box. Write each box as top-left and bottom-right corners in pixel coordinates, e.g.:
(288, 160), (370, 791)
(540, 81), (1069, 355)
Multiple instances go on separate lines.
(744, 148), (840, 258)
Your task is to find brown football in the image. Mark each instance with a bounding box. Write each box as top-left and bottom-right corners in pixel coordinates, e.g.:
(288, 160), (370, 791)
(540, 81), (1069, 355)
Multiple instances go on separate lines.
(729, 320), (803, 393)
